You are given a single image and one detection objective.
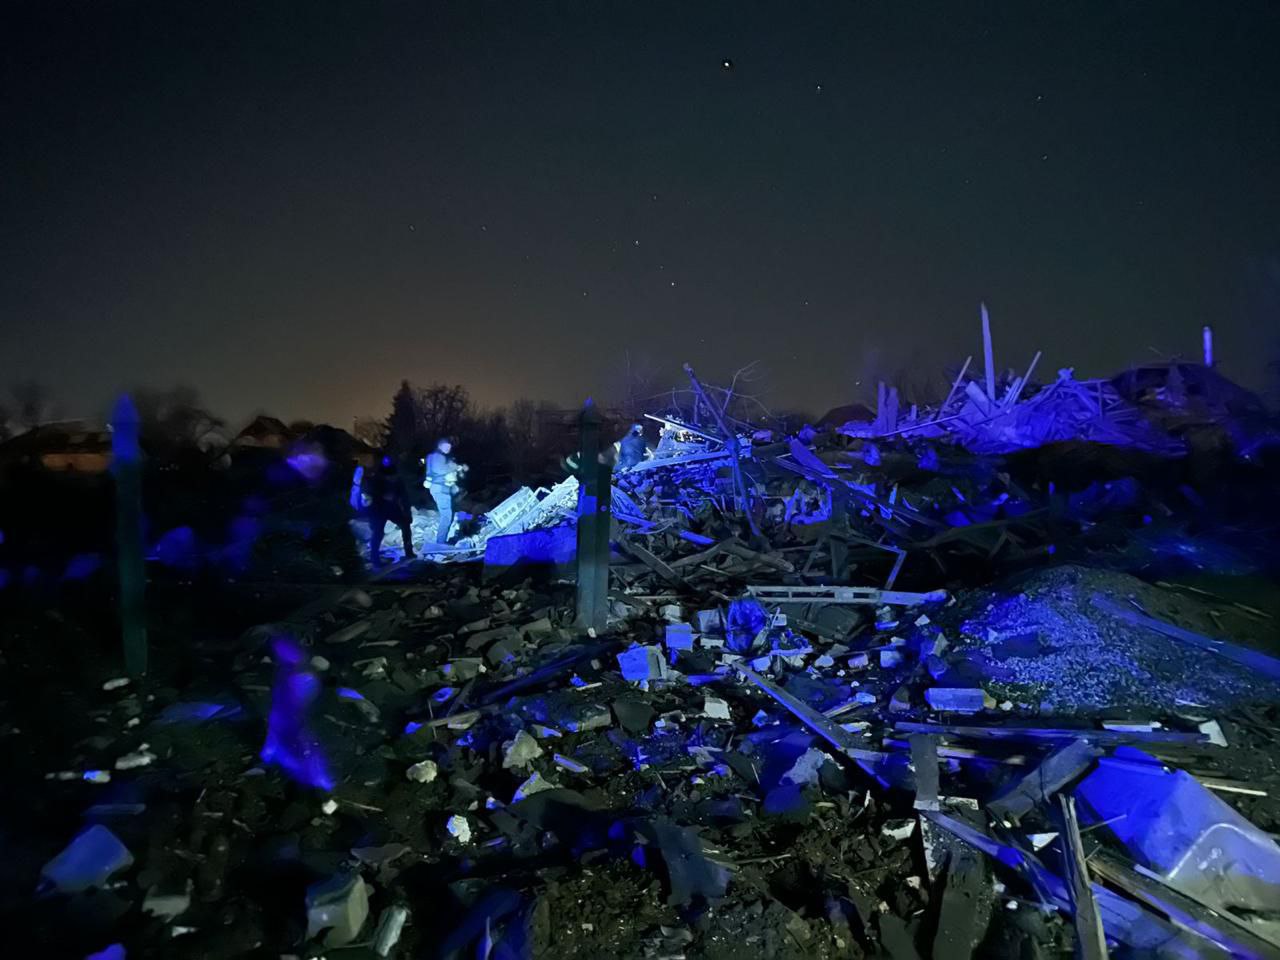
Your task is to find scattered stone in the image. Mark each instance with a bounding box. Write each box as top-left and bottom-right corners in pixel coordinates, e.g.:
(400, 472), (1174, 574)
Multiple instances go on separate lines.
(305, 873), (370, 947)
(502, 729), (544, 769)
(406, 759), (438, 783)
(446, 814), (472, 843)
(702, 696), (732, 720)
(39, 825), (134, 894)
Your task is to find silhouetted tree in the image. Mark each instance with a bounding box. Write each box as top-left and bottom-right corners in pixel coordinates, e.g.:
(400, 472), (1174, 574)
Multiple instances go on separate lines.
(385, 380), (421, 456)
(133, 386), (225, 459)
(418, 383), (470, 444)
(506, 398), (539, 481)
(353, 417), (388, 449)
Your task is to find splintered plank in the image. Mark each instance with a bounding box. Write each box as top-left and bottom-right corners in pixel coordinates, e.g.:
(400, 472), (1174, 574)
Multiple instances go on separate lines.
(1059, 795), (1108, 960)
(620, 538), (687, 588)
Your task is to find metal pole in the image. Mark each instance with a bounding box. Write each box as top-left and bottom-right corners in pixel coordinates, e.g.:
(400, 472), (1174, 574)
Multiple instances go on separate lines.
(574, 400), (611, 633)
(111, 395), (148, 676)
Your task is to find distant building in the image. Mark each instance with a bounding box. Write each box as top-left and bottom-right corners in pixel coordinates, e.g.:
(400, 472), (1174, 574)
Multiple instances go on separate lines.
(232, 415), (294, 450)
(0, 420), (113, 473)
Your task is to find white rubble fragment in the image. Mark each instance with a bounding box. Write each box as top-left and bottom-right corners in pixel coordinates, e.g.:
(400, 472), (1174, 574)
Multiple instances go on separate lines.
(115, 746), (157, 770)
(305, 873), (370, 947)
(373, 904), (410, 957)
(881, 819), (917, 841)
(502, 730), (544, 769)
(446, 814), (472, 843)
(83, 770), (112, 784)
(512, 771), (557, 803)
(1029, 832), (1059, 850)
(102, 678), (131, 691)
(310, 655), (331, 671)
(321, 799), (339, 815)
(1198, 720), (1228, 747)
(406, 760), (438, 783)
(782, 748), (831, 786)
(143, 884), (193, 920)
(702, 696), (732, 721)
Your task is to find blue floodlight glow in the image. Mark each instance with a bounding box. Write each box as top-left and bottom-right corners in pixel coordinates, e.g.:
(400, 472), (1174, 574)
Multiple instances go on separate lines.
(260, 637), (334, 790)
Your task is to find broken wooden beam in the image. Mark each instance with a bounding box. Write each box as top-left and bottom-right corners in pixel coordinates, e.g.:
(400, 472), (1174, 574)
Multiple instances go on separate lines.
(911, 734), (940, 812)
(619, 538), (687, 588)
(746, 584), (947, 607)
(735, 664), (885, 762)
(1059, 795), (1109, 960)
(894, 721), (1210, 747)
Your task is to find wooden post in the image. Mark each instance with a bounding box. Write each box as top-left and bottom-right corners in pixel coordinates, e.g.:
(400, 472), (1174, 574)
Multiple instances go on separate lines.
(981, 302), (996, 402)
(111, 395), (148, 677)
(683, 363), (762, 538)
(574, 400), (611, 633)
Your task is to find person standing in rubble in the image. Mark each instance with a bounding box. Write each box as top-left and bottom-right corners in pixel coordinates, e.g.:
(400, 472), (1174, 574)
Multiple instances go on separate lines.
(366, 453), (415, 565)
(425, 438), (466, 544)
(617, 423), (648, 471)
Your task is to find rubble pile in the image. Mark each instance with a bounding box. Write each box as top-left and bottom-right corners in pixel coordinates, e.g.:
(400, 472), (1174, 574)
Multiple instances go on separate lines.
(6, 342), (1280, 959)
(14, 536), (1280, 958)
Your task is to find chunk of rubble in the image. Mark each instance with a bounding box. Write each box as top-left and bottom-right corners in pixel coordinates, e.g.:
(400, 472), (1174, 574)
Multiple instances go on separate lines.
(924, 688), (985, 713)
(501, 729), (544, 769)
(406, 759), (438, 783)
(305, 873), (370, 947)
(39, 825), (134, 894)
(513, 771), (557, 802)
(617, 644), (668, 682)
(445, 814), (472, 843)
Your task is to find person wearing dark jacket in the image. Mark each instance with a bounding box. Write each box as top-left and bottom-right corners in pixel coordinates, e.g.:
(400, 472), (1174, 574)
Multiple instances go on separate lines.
(617, 424), (648, 471)
(367, 454), (415, 564)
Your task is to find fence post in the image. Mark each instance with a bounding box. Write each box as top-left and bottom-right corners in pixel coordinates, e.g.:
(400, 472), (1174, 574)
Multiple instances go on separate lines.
(112, 395), (147, 677)
(574, 400), (612, 633)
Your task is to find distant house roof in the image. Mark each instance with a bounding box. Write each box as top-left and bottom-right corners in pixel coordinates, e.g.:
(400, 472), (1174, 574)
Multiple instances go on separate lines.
(233, 415), (293, 448)
(304, 424), (375, 462)
(0, 420), (113, 472)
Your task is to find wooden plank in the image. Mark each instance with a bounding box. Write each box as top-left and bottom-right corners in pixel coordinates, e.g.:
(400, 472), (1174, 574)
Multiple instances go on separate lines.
(620, 538), (687, 588)
(735, 665), (885, 762)
(893, 721), (1209, 746)
(911, 734), (940, 811)
(1059, 795), (1109, 960)
(1093, 594), (1280, 682)
(981, 302), (996, 402)
(931, 839), (987, 960)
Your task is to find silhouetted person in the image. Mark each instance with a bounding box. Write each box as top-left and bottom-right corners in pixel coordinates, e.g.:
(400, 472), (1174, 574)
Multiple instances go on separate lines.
(367, 453), (414, 565)
(617, 423), (647, 471)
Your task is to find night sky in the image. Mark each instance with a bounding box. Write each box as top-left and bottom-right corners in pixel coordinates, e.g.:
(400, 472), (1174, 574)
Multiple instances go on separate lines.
(3, 2), (1279, 428)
